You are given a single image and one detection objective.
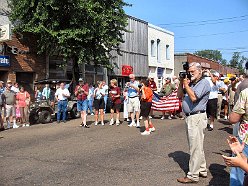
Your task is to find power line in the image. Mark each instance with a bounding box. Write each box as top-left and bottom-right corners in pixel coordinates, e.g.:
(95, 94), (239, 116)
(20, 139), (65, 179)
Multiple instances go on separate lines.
(175, 46), (248, 52)
(177, 29), (248, 39)
(160, 18), (248, 28)
(158, 14), (248, 26)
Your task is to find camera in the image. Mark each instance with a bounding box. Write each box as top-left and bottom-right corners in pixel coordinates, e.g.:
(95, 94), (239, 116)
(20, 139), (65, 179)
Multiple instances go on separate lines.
(179, 62), (191, 79)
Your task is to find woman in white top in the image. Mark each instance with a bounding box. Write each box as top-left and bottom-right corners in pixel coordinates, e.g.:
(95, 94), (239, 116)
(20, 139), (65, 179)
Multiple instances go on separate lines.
(93, 81), (105, 126)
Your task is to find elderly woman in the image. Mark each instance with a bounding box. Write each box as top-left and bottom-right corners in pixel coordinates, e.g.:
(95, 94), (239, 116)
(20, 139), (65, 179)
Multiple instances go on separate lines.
(16, 86), (31, 127)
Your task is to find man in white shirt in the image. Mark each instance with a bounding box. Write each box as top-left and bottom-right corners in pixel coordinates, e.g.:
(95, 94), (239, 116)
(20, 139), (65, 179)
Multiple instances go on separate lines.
(205, 70), (219, 131)
(55, 83), (70, 123)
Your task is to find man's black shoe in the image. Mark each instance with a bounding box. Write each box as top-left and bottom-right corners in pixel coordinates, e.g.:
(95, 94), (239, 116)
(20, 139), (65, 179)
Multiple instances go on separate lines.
(208, 127), (213, 131)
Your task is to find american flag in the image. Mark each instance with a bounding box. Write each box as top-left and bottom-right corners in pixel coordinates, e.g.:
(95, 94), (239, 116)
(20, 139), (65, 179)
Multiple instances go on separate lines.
(151, 90), (181, 112)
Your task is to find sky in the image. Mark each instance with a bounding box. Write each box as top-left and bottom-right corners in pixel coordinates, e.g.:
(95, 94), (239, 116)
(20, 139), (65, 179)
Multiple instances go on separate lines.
(124, 0), (248, 62)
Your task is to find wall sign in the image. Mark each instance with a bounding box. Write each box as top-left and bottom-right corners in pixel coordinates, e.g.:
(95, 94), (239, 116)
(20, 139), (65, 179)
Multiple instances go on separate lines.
(0, 55), (10, 67)
(122, 65), (133, 76)
(157, 67), (164, 78)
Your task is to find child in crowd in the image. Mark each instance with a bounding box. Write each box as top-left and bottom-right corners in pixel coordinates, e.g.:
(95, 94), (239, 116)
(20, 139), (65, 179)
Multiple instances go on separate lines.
(140, 79), (155, 135)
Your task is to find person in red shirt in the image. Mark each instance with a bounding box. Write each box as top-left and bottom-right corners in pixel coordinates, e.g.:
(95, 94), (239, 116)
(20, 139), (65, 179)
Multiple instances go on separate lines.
(148, 77), (157, 119)
(16, 86), (30, 127)
(109, 79), (121, 126)
(74, 78), (89, 128)
(140, 79), (156, 135)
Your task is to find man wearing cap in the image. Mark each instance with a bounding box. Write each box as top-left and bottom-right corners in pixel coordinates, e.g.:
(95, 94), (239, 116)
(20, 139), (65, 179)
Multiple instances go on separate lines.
(75, 78), (89, 128)
(160, 77), (176, 120)
(205, 70), (219, 131)
(177, 62), (210, 184)
(216, 74), (226, 120)
(4, 82), (19, 129)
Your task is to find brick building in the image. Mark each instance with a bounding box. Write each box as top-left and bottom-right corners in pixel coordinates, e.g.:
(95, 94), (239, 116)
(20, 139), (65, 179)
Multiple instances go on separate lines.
(174, 53), (239, 76)
(0, 33), (46, 93)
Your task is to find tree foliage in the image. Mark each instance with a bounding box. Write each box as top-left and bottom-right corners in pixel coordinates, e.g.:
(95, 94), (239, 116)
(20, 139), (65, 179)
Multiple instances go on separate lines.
(230, 52), (248, 74)
(194, 50), (223, 62)
(8, 0), (130, 76)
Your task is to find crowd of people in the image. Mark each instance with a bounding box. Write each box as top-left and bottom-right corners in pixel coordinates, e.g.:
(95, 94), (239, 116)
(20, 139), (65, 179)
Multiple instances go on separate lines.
(1, 63), (248, 184)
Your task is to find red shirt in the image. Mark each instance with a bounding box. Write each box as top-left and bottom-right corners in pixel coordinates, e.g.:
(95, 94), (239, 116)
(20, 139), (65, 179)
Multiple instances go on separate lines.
(149, 81), (157, 91)
(16, 91), (30, 107)
(142, 87), (153, 102)
(75, 84), (89, 101)
(109, 86), (121, 104)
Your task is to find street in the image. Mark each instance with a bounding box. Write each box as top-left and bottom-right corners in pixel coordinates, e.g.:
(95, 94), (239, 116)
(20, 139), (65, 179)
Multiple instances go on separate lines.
(0, 113), (231, 186)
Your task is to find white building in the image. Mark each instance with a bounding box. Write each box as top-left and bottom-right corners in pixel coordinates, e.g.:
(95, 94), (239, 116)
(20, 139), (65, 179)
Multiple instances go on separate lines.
(148, 23), (174, 91)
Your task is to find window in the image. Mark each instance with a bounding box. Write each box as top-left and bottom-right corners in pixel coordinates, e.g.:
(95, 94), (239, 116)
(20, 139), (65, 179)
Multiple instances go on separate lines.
(166, 45), (170, 60)
(151, 40), (155, 57)
(157, 39), (160, 62)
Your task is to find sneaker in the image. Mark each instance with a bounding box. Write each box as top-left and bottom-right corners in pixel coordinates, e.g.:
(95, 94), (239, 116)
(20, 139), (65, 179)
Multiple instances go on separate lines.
(149, 127), (156, 132)
(139, 116), (143, 120)
(168, 116), (172, 120)
(101, 122), (105, 126)
(91, 113), (94, 116)
(217, 116), (220, 120)
(224, 116), (228, 120)
(116, 120), (120, 126)
(13, 124), (19, 129)
(109, 119), (114, 126)
(25, 124), (30, 127)
(7, 124), (11, 129)
(127, 118), (130, 122)
(83, 124), (90, 128)
(95, 121), (98, 126)
(149, 116), (153, 119)
(136, 121), (140, 128)
(161, 116), (165, 120)
(22, 124), (26, 127)
(141, 130), (150, 135)
(128, 122), (136, 127)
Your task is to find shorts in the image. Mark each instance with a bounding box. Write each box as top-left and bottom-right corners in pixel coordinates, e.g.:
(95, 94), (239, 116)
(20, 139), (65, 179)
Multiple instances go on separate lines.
(206, 98), (217, 118)
(6, 104), (16, 117)
(110, 102), (121, 111)
(222, 99), (228, 106)
(140, 102), (152, 118)
(77, 100), (88, 112)
(93, 99), (105, 110)
(127, 97), (140, 113)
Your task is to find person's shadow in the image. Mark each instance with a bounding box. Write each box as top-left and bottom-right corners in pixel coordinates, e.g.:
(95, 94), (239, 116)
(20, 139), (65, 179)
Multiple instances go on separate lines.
(209, 163), (229, 186)
(168, 151), (189, 174)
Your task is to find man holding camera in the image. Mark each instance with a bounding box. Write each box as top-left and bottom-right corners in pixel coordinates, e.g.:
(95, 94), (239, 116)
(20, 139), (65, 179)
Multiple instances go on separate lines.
(177, 62), (211, 184)
(127, 74), (140, 128)
(75, 78), (89, 128)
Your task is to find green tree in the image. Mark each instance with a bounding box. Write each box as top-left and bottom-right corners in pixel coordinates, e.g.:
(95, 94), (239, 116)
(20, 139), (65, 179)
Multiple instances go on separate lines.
(8, 0), (129, 81)
(194, 50), (223, 62)
(229, 52), (248, 73)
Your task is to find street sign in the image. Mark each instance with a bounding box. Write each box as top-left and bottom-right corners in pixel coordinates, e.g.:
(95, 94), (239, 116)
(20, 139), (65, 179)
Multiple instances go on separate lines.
(0, 24), (11, 42)
(0, 55), (10, 67)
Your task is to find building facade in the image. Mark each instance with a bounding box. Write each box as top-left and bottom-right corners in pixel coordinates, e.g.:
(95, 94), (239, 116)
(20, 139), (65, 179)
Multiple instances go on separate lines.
(174, 53), (239, 76)
(108, 16), (149, 88)
(148, 24), (174, 91)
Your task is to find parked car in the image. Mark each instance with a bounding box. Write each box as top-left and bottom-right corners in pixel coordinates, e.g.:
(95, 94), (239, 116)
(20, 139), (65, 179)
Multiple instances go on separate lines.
(29, 79), (80, 124)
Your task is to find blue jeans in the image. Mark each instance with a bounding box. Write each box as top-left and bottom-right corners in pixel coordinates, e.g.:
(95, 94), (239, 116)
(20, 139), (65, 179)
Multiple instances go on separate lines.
(88, 99), (93, 114)
(57, 100), (67, 121)
(230, 137), (248, 186)
(104, 95), (108, 112)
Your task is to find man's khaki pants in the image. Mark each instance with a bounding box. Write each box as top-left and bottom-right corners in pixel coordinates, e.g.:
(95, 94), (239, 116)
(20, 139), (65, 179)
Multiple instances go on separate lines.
(185, 112), (208, 181)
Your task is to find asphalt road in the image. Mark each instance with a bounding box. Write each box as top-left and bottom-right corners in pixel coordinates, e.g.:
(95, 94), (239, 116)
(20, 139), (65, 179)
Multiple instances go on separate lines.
(0, 113), (232, 186)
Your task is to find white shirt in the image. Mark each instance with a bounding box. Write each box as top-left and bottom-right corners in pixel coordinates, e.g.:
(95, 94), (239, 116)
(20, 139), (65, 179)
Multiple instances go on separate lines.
(205, 77), (218, 99)
(222, 84), (228, 100)
(102, 85), (109, 95)
(94, 88), (105, 99)
(55, 88), (70, 101)
(11, 86), (19, 93)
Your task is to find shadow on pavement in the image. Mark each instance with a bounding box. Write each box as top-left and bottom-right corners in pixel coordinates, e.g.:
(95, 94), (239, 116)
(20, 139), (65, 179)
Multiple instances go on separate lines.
(218, 120), (231, 126)
(218, 127), (233, 135)
(168, 151), (189, 174)
(209, 163), (229, 186)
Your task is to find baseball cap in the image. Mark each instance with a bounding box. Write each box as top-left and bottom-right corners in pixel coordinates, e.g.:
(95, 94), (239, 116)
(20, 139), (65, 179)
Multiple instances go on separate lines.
(212, 72), (220, 77)
(78, 78), (84, 82)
